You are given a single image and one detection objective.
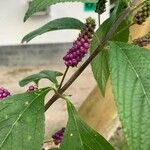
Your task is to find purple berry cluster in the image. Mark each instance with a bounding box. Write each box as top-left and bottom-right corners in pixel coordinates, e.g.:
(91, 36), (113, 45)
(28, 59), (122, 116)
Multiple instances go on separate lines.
(133, 32), (150, 47)
(0, 87), (11, 100)
(52, 128), (65, 145)
(63, 17), (96, 67)
(27, 85), (38, 92)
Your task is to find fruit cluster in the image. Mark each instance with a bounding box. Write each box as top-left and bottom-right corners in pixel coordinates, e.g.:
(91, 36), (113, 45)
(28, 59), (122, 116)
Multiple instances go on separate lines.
(52, 128), (65, 145)
(27, 85), (38, 92)
(0, 85), (38, 100)
(133, 32), (150, 47)
(63, 17), (96, 67)
(134, 1), (150, 25)
(95, 0), (107, 15)
(0, 87), (11, 100)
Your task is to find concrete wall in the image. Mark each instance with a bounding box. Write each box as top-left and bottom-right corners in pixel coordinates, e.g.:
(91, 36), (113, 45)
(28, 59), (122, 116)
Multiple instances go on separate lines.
(0, 0), (110, 46)
(0, 43), (72, 66)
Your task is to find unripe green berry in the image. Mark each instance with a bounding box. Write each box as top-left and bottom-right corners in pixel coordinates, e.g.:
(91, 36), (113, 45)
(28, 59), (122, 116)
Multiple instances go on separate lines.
(134, 1), (150, 25)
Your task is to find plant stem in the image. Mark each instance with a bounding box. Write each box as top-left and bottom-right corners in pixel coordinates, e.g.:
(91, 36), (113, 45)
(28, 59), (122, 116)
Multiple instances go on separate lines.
(45, 6), (131, 112)
(98, 14), (101, 27)
(58, 66), (69, 90)
(130, 0), (145, 12)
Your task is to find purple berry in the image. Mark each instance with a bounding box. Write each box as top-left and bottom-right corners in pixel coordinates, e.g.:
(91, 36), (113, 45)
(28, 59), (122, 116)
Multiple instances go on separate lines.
(55, 133), (60, 138)
(72, 59), (78, 66)
(83, 43), (89, 49)
(80, 46), (85, 53)
(65, 61), (69, 66)
(133, 32), (150, 47)
(76, 50), (81, 55)
(54, 139), (61, 145)
(76, 41), (82, 47)
(52, 128), (66, 145)
(0, 87), (11, 100)
(0, 90), (3, 94)
(69, 54), (74, 59)
(2, 93), (7, 98)
(76, 56), (81, 62)
(27, 85), (38, 92)
(0, 94), (3, 99)
(63, 17), (96, 67)
(29, 86), (34, 90)
(81, 38), (85, 43)
(68, 60), (72, 66)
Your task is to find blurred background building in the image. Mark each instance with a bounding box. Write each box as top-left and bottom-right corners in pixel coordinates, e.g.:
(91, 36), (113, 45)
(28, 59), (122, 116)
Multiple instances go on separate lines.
(0, 0), (115, 66)
(0, 0), (113, 46)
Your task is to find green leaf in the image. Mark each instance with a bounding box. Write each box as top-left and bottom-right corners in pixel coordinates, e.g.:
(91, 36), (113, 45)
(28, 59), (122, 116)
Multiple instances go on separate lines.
(0, 88), (50, 150)
(60, 99), (114, 150)
(22, 17), (84, 43)
(90, 46), (110, 95)
(19, 70), (63, 87)
(24, 0), (98, 21)
(108, 41), (150, 150)
(90, 0), (130, 96)
(39, 70), (63, 84)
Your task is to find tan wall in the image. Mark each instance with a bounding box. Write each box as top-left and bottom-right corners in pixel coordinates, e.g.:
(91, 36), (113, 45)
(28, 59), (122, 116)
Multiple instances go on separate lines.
(130, 18), (150, 48)
(79, 80), (119, 140)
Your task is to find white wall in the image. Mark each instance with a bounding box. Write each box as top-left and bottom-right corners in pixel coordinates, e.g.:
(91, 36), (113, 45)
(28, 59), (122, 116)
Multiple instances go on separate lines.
(0, 0), (110, 46)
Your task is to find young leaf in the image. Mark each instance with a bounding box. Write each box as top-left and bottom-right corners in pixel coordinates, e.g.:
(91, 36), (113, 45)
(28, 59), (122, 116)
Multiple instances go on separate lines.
(40, 70), (63, 84)
(60, 99), (114, 150)
(19, 70), (63, 87)
(24, 0), (98, 21)
(0, 88), (50, 150)
(22, 17), (84, 43)
(108, 41), (150, 149)
(90, 0), (130, 96)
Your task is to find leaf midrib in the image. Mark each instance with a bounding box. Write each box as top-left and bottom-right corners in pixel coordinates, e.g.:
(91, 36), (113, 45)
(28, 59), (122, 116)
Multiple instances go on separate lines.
(110, 44), (148, 150)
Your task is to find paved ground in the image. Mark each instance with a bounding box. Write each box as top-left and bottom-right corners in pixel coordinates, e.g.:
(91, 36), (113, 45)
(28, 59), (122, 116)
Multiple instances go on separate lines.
(0, 65), (96, 149)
